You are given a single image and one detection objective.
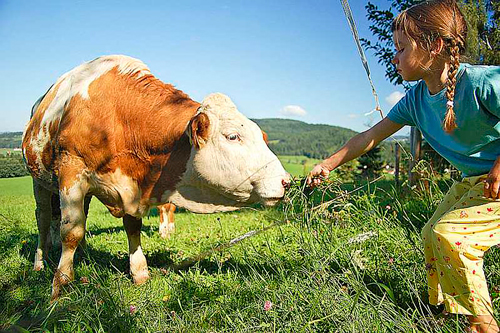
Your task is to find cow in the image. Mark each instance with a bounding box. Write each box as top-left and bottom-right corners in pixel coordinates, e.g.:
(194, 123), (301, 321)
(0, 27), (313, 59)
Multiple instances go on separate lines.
(22, 55), (289, 300)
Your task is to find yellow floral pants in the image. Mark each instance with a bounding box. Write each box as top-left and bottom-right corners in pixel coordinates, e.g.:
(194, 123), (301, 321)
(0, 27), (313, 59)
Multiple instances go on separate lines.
(422, 175), (500, 315)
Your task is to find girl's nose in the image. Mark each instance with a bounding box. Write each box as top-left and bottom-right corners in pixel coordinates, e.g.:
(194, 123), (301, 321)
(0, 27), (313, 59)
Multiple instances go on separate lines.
(391, 55), (398, 65)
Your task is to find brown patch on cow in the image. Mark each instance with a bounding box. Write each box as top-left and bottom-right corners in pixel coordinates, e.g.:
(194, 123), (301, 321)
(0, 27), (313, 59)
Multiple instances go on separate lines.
(23, 82), (64, 178)
(26, 60), (202, 217)
(23, 144), (41, 177)
(41, 141), (53, 171)
(23, 81), (62, 148)
(159, 203), (176, 224)
(262, 130), (268, 144)
(62, 232), (81, 251)
(190, 113), (210, 149)
(150, 134), (192, 202)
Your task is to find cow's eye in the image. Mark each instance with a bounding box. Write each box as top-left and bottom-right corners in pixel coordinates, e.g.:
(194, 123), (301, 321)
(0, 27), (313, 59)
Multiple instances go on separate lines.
(226, 133), (240, 141)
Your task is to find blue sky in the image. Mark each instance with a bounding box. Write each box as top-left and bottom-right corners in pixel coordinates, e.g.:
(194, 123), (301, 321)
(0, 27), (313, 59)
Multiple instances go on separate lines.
(0, 0), (408, 134)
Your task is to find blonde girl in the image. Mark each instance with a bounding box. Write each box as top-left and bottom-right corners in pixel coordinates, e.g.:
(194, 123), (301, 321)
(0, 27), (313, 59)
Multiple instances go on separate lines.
(308, 0), (500, 331)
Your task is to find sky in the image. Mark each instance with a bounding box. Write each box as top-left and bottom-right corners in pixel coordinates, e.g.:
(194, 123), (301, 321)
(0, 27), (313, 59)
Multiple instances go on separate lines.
(0, 0), (409, 135)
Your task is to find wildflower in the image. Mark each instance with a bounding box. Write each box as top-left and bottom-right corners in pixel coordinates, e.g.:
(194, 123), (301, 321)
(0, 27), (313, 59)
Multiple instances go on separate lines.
(129, 305), (137, 315)
(425, 263), (434, 271)
(347, 231), (377, 244)
(455, 241), (462, 246)
(487, 207), (493, 212)
(385, 205), (391, 210)
(264, 300), (273, 311)
(459, 211), (468, 218)
(388, 258), (394, 265)
(162, 295), (170, 302)
(21, 240), (27, 245)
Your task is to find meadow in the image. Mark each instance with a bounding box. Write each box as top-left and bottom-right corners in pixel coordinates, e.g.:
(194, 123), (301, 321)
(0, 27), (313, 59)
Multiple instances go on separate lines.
(1, 166), (500, 332)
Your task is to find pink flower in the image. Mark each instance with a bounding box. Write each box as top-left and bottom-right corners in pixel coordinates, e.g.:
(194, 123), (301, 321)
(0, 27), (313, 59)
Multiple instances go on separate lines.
(388, 258), (394, 265)
(129, 305), (137, 315)
(264, 300), (273, 311)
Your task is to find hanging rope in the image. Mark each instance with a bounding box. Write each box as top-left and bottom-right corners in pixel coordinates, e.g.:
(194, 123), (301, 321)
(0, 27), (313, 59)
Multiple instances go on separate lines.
(339, 0), (383, 119)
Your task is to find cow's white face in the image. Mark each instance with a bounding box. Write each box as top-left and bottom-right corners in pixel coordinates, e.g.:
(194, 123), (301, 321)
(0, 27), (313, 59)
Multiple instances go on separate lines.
(170, 93), (289, 213)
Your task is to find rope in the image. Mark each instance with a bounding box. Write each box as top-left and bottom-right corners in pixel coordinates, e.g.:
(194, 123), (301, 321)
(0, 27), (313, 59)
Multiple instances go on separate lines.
(339, 0), (383, 119)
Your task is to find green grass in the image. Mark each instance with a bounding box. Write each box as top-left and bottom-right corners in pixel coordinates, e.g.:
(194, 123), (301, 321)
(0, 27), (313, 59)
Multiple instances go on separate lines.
(1, 174), (499, 332)
(0, 148), (22, 156)
(278, 155), (321, 177)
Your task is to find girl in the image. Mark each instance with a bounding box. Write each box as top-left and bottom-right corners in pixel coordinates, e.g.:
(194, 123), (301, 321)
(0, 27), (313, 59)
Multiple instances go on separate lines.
(308, 0), (500, 331)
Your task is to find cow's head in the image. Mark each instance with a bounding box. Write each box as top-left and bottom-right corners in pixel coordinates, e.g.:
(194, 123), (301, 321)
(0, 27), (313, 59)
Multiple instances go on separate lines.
(171, 93), (289, 213)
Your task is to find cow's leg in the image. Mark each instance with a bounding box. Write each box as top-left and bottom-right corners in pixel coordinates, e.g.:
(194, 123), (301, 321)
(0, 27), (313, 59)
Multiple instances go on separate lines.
(51, 172), (89, 301)
(158, 203), (176, 239)
(51, 195), (91, 250)
(123, 214), (149, 285)
(49, 192), (61, 250)
(33, 181), (53, 271)
(80, 195), (92, 248)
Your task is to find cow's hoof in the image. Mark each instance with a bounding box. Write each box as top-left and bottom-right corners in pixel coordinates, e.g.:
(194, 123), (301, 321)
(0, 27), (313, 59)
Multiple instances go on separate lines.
(159, 229), (171, 239)
(34, 260), (44, 271)
(159, 224), (175, 239)
(50, 269), (72, 301)
(132, 270), (149, 285)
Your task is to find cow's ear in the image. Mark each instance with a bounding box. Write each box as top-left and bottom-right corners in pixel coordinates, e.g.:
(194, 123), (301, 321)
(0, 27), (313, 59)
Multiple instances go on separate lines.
(189, 112), (210, 149)
(262, 130), (268, 144)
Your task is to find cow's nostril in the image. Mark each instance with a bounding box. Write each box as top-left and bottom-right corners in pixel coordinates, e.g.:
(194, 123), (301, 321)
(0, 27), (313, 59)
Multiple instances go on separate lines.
(282, 178), (291, 190)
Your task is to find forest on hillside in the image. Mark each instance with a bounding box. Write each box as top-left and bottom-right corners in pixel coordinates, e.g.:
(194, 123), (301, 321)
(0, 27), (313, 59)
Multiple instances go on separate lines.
(253, 118), (400, 163)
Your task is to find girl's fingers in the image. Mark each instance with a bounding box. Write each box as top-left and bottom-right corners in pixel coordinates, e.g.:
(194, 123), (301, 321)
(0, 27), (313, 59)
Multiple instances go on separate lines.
(491, 180), (500, 199)
(484, 180), (491, 198)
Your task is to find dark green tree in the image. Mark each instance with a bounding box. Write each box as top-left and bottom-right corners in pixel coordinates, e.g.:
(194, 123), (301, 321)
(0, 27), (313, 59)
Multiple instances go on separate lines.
(357, 145), (384, 178)
(362, 0), (500, 90)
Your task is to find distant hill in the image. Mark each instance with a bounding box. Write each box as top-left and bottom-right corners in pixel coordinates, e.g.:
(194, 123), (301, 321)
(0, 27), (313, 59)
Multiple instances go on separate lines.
(253, 118), (358, 159)
(0, 132), (23, 148)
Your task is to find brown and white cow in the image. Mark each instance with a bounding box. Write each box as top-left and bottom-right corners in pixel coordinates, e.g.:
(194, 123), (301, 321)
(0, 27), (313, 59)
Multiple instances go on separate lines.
(22, 55), (289, 300)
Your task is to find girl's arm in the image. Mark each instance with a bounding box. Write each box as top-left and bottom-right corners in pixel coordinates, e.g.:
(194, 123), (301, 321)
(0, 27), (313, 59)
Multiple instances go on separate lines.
(307, 117), (404, 186)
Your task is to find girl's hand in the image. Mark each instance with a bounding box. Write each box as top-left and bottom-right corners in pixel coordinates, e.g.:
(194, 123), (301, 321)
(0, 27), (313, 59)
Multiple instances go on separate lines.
(484, 157), (500, 199)
(307, 164), (330, 187)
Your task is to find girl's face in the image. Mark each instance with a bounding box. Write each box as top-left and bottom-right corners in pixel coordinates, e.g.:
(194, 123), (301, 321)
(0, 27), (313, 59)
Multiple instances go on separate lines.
(392, 30), (431, 82)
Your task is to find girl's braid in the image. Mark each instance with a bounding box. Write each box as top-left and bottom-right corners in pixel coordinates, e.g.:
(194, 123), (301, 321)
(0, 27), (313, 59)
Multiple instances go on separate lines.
(443, 39), (461, 133)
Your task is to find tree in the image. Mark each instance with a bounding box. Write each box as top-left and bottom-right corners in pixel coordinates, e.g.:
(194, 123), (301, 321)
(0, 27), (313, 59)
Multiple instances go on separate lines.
(357, 145), (384, 178)
(362, 0), (500, 89)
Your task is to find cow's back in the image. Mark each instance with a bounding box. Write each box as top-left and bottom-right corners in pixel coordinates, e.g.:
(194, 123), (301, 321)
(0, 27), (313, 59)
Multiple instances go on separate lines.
(23, 55), (200, 192)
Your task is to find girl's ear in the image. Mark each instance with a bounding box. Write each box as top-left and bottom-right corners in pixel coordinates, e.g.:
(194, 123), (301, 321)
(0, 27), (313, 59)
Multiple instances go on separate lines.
(431, 38), (445, 57)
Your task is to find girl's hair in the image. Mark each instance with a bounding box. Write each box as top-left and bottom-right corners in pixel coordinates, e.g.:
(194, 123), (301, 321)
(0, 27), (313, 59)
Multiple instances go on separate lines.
(392, 0), (467, 133)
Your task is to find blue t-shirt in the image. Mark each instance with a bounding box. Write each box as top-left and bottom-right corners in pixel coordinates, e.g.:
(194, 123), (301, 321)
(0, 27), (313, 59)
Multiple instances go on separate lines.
(387, 64), (500, 177)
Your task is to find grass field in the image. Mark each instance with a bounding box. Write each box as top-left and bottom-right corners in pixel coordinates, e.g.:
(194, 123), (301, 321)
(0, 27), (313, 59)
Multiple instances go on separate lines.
(278, 155), (321, 177)
(1, 173), (499, 332)
(0, 148), (22, 157)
